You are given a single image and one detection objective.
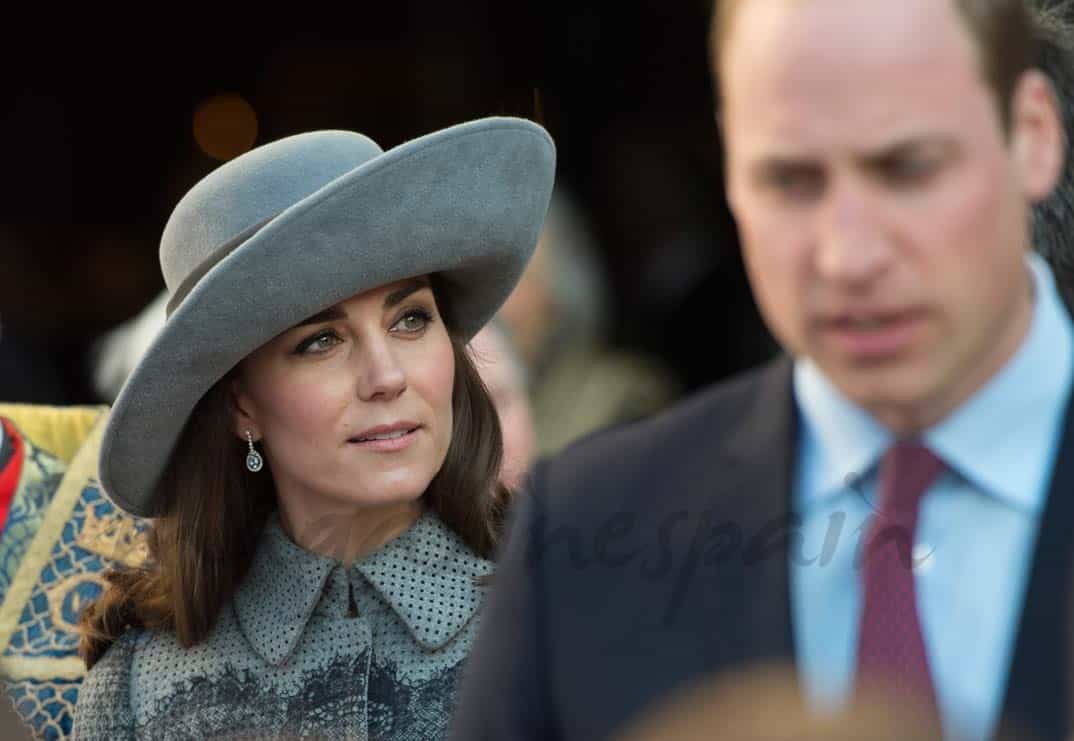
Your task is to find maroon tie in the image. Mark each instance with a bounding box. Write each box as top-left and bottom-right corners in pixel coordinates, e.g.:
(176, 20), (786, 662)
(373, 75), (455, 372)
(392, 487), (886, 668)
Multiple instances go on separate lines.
(855, 440), (945, 723)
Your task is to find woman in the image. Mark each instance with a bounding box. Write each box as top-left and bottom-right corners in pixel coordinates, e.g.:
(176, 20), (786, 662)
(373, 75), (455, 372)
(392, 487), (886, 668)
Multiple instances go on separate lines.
(72, 118), (555, 740)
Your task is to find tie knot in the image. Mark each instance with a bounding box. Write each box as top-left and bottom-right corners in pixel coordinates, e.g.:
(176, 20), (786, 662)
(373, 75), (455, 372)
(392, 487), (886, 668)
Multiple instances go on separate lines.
(876, 441), (945, 520)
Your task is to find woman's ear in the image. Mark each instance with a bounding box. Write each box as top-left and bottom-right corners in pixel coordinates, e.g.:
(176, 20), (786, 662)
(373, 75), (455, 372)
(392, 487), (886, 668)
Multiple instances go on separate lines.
(230, 376), (259, 442)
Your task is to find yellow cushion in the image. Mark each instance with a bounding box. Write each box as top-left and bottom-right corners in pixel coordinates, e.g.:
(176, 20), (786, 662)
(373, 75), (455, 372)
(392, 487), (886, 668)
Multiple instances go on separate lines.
(0, 404), (108, 465)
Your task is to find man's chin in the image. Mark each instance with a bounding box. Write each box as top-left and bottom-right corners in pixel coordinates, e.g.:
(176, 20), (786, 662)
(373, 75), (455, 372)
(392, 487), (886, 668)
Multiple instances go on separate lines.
(826, 364), (936, 422)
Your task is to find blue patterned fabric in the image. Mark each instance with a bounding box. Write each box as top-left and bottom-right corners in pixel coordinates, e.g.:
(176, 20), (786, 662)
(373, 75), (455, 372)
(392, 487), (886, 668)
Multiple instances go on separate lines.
(8, 678), (82, 740)
(7, 485), (148, 662)
(0, 426), (149, 740)
(0, 443), (65, 603)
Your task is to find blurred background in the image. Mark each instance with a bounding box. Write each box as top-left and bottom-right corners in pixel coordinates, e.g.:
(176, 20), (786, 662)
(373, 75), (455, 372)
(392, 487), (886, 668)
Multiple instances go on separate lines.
(0, 2), (777, 443)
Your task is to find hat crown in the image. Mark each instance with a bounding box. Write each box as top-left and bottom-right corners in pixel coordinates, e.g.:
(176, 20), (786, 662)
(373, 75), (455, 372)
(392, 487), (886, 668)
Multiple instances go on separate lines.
(160, 130), (384, 294)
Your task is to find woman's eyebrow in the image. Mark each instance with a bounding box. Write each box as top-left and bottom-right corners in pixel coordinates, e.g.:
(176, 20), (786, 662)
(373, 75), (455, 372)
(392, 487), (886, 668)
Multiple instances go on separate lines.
(384, 278), (431, 309)
(291, 306), (347, 329)
(288, 278), (431, 330)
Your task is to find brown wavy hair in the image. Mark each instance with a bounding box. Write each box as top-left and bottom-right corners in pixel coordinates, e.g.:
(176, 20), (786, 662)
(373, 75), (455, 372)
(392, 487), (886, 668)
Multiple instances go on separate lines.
(79, 321), (509, 669)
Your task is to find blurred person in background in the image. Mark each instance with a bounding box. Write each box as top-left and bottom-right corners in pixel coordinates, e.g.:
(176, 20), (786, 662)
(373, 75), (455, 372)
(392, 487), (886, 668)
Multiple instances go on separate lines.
(470, 320), (537, 490)
(613, 663), (949, 741)
(453, 1), (1074, 740)
(498, 188), (680, 455)
(72, 118), (553, 740)
(88, 293), (168, 405)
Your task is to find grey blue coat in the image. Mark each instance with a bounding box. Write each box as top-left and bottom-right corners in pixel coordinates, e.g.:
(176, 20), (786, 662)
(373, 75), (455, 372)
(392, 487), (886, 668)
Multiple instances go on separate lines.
(71, 510), (493, 740)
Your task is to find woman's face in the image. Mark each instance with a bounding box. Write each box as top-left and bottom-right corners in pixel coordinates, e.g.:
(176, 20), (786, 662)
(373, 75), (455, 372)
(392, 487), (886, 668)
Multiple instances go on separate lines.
(232, 277), (455, 524)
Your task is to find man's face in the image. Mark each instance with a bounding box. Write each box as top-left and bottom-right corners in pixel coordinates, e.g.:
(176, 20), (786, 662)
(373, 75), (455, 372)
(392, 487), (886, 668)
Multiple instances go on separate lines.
(721, 0), (1062, 432)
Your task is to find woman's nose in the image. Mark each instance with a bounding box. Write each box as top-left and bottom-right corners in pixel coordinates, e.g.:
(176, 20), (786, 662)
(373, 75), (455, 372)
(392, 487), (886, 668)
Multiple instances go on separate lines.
(354, 338), (407, 402)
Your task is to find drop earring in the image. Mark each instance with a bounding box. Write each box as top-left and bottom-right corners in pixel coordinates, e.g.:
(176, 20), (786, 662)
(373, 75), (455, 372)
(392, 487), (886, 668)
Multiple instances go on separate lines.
(245, 430), (264, 472)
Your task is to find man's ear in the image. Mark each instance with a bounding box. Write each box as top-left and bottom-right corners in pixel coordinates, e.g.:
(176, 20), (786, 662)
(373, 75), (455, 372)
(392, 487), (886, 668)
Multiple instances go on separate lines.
(230, 376), (259, 442)
(1010, 69), (1066, 204)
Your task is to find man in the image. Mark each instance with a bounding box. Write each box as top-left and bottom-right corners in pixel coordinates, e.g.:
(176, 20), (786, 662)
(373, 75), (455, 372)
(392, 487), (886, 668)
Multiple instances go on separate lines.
(452, 1), (1074, 740)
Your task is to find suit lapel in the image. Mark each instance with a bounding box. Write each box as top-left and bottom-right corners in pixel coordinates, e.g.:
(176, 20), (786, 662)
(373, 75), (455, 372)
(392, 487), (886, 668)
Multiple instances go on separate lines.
(719, 354), (799, 668)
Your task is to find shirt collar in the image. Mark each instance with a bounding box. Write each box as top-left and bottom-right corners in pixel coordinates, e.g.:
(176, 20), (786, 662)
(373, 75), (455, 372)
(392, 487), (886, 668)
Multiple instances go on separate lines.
(233, 509), (493, 666)
(794, 252), (1073, 515)
(922, 253), (1073, 513)
(794, 358), (891, 508)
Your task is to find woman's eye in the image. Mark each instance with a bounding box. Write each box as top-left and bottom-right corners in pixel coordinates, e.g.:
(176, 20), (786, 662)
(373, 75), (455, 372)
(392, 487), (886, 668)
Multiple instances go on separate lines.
(391, 309), (433, 334)
(296, 331), (342, 355)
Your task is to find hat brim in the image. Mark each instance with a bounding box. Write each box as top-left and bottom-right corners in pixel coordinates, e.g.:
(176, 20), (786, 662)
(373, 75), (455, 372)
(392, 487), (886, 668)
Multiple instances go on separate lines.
(101, 117), (555, 517)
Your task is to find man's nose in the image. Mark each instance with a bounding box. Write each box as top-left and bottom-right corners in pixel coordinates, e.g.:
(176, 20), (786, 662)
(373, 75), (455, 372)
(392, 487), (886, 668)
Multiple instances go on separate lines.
(814, 182), (894, 286)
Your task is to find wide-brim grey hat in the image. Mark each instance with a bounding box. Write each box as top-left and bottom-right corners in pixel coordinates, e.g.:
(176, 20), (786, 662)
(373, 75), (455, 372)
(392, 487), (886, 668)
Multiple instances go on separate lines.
(100, 117), (555, 517)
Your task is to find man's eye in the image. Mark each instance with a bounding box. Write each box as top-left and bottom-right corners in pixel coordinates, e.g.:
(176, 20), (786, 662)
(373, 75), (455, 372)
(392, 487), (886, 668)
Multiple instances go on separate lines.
(884, 157), (939, 186)
(766, 169), (825, 201)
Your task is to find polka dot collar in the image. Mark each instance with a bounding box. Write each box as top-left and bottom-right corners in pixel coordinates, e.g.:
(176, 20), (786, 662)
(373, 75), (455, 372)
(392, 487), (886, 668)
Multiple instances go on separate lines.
(233, 509), (494, 665)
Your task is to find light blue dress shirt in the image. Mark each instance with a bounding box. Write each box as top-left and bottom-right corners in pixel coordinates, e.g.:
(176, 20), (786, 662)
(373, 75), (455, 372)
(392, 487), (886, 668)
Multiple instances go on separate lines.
(790, 252), (1074, 741)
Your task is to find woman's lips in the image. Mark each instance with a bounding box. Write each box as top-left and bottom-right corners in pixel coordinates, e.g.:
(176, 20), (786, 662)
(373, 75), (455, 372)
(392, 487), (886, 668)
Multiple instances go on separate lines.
(347, 426), (421, 452)
(819, 311), (926, 359)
